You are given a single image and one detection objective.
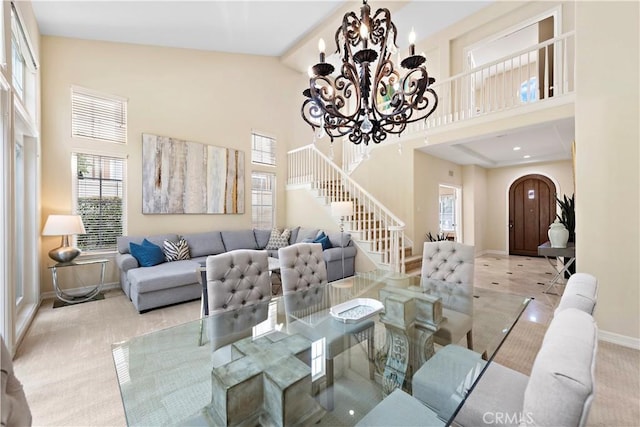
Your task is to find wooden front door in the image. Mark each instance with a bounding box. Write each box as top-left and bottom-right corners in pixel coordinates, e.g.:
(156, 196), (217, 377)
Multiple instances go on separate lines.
(509, 174), (556, 256)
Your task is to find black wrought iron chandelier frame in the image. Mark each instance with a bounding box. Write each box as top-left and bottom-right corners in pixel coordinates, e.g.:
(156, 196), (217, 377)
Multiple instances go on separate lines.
(302, 0), (438, 145)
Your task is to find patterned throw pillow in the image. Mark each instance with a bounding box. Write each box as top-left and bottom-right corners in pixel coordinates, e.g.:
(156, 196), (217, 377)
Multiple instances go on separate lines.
(266, 228), (291, 250)
(164, 237), (191, 262)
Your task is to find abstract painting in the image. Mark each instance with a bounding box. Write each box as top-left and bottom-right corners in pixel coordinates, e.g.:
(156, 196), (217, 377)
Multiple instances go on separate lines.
(142, 133), (244, 214)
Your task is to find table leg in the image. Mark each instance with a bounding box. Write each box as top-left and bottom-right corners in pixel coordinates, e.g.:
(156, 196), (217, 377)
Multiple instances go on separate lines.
(543, 256), (575, 295)
(52, 262), (106, 304)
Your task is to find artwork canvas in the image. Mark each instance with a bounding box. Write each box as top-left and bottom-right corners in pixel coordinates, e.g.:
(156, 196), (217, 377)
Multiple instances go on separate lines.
(142, 133), (244, 214)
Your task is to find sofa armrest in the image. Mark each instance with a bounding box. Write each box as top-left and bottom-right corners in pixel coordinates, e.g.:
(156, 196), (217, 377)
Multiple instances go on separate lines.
(323, 246), (357, 262)
(116, 253), (139, 272)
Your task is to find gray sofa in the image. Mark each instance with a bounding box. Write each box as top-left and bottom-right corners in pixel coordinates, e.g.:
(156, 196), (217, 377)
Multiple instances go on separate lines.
(115, 227), (356, 312)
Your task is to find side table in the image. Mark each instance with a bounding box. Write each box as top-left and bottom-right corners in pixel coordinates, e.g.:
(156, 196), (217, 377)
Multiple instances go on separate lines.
(48, 259), (108, 304)
(537, 241), (575, 295)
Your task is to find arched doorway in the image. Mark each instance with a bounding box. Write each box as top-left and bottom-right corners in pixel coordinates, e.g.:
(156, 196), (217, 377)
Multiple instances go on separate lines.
(509, 174), (556, 256)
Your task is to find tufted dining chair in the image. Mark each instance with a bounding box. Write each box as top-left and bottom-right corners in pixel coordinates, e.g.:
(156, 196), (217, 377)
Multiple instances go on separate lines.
(421, 241), (475, 349)
(205, 250), (272, 358)
(278, 243), (375, 411)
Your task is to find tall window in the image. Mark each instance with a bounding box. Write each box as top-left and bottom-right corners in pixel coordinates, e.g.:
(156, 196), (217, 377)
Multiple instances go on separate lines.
(73, 154), (125, 251)
(251, 133), (276, 166)
(11, 4), (37, 117)
(439, 194), (455, 232)
(72, 87), (127, 144)
(251, 172), (275, 229)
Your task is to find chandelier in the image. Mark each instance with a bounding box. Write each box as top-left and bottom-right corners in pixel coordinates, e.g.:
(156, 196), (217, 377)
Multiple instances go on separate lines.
(301, 0), (438, 146)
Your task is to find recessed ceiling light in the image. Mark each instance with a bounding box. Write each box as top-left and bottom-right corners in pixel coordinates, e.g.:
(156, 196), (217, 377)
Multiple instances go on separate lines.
(513, 146), (521, 151)
(523, 155), (531, 159)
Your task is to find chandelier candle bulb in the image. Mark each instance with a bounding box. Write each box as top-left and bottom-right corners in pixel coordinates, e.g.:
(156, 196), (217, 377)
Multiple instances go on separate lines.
(318, 38), (326, 63)
(409, 28), (416, 56)
(360, 24), (369, 49)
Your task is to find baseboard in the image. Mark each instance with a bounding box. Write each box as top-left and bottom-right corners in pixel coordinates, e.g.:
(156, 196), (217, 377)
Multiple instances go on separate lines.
(599, 330), (640, 350)
(476, 249), (508, 257)
(41, 282), (121, 300)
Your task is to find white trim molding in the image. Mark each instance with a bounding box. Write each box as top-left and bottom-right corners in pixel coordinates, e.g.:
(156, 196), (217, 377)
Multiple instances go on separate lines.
(598, 330), (640, 350)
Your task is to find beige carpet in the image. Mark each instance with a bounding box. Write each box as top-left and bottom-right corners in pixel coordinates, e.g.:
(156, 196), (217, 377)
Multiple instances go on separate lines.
(12, 256), (640, 426)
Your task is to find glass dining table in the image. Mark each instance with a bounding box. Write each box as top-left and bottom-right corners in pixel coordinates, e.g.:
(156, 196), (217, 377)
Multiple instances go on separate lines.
(112, 270), (531, 426)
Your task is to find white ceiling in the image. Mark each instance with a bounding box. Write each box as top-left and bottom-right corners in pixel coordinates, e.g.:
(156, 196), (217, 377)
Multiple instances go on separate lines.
(32, 1), (346, 56)
(32, 0), (573, 168)
(419, 117), (575, 168)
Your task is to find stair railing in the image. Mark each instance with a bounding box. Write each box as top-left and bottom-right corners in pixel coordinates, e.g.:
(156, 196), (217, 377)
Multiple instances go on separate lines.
(288, 144), (410, 273)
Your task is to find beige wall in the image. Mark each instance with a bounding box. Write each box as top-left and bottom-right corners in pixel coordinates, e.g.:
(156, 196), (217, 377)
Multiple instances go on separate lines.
(40, 36), (301, 293)
(462, 164), (489, 252)
(575, 2), (639, 341)
(350, 143), (416, 246)
(484, 160), (573, 253)
(413, 151), (463, 253)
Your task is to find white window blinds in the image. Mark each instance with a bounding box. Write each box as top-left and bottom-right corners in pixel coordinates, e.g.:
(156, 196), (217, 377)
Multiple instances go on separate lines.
(73, 153), (125, 251)
(72, 87), (127, 143)
(251, 133), (276, 166)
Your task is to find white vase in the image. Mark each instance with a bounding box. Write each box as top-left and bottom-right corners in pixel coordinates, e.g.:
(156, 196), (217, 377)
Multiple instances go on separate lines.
(548, 220), (569, 248)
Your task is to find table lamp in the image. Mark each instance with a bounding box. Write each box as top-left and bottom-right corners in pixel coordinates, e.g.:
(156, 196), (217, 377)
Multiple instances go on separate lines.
(42, 214), (86, 263)
(331, 201), (354, 279)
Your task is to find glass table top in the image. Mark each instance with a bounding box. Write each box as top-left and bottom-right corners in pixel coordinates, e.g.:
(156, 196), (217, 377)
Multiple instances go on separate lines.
(112, 270), (531, 426)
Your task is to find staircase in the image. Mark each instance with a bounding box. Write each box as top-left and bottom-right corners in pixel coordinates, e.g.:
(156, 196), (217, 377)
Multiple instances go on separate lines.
(288, 145), (417, 273)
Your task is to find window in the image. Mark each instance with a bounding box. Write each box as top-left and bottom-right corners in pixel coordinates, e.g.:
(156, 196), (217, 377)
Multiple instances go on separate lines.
(439, 194), (455, 232)
(251, 133), (276, 166)
(73, 153), (125, 251)
(72, 87), (128, 144)
(519, 76), (538, 103)
(251, 172), (275, 229)
(11, 4), (37, 113)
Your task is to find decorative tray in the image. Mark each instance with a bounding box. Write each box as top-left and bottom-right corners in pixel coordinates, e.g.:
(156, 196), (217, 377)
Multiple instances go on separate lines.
(330, 298), (384, 323)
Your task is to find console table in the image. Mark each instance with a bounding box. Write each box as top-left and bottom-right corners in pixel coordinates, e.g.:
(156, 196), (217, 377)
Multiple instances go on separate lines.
(48, 258), (108, 304)
(537, 241), (576, 295)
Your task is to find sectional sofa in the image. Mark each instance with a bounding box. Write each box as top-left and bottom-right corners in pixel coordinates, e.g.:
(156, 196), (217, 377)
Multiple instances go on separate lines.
(115, 227), (356, 312)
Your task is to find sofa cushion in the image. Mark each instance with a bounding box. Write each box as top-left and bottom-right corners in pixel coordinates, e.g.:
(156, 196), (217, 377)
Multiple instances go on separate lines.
(266, 228), (291, 250)
(129, 239), (165, 267)
(522, 308), (598, 427)
(117, 234), (179, 254)
(127, 260), (200, 294)
(295, 228), (320, 243)
(288, 226), (300, 244)
(254, 229), (271, 250)
(313, 232), (332, 250)
(323, 246), (357, 262)
(221, 230), (258, 251)
(327, 231), (351, 248)
(183, 231), (225, 257)
(163, 237), (191, 262)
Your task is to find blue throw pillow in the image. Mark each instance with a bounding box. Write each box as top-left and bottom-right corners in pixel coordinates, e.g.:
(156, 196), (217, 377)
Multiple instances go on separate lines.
(130, 239), (165, 267)
(313, 232), (332, 251)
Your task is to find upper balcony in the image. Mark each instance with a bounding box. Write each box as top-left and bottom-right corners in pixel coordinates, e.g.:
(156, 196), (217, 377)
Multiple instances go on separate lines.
(343, 32), (575, 172)
(410, 32), (575, 139)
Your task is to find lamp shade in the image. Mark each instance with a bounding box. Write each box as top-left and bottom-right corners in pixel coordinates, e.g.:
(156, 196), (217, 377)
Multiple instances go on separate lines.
(42, 215), (86, 236)
(331, 201), (354, 218)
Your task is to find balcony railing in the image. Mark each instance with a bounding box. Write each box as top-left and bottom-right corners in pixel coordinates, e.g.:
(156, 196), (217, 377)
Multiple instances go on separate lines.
(424, 31), (575, 129)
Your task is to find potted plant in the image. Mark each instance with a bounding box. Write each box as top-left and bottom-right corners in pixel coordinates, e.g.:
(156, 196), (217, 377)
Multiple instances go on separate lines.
(556, 193), (575, 242)
(556, 193), (575, 277)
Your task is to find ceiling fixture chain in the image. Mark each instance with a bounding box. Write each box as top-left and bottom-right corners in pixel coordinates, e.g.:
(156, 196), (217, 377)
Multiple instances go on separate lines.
(302, 0), (438, 145)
